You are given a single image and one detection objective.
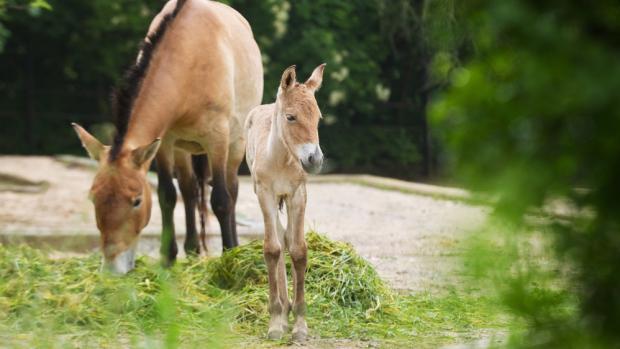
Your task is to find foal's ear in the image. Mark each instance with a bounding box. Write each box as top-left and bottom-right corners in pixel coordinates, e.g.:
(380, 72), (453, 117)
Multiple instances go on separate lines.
(71, 123), (106, 161)
(280, 65), (297, 91)
(132, 138), (161, 168)
(305, 63), (326, 92)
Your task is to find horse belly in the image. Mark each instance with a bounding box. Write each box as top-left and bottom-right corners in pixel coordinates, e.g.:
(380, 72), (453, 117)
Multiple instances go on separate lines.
(174, 139), (205, 154)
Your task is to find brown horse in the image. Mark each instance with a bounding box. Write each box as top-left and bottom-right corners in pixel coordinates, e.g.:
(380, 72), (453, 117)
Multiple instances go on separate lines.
(72, 0), (263, 273)
(245, 64), (326, 341)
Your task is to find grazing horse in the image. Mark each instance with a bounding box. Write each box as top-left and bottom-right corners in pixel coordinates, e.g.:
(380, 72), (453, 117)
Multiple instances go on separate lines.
(71, 0), (263, 273)
(245, 64), (326, 341)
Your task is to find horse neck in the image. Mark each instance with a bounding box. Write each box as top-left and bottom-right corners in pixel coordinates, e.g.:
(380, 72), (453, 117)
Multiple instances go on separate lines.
(123, 89), (176, 151)
(266, 107), (293, 166)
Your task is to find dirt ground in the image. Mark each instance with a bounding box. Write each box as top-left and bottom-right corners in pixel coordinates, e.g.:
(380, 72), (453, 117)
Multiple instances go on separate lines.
(0, 155), (488, 293)
(0, 156), (497, 348)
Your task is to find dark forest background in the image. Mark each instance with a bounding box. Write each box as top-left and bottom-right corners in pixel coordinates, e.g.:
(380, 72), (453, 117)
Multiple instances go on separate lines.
(0, 0), (467, 180)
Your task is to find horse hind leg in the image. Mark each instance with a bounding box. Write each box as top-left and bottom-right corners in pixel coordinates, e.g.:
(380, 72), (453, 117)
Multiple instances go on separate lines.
(225, 139), (246, 247)
(276, 211), (291, 330)
(192, 154), (210, 254)
(202, 122), (236, 250)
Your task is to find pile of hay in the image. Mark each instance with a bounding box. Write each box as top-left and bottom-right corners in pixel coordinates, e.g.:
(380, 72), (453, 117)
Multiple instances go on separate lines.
(206, 233), (395, 332)
(0, 232), (394, 346)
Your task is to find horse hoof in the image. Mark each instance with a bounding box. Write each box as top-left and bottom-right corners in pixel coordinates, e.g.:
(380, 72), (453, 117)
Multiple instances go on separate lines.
(184, 246), (200, 257)
(160, 258), (176, 268)
(292, 328), (308, 343)
(267, 328), (283, 340)
(293, 331), (308, 343)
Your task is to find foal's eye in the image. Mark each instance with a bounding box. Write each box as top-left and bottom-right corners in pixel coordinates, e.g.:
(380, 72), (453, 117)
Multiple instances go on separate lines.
(286, 114), (296, 122)
(132, 197), (142, 208)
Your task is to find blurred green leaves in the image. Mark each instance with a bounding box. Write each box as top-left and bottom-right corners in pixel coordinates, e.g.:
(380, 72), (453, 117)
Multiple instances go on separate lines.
(0, 0), (50, 53)
(0, 0), (463, 178)
(432, 0), (620, 346)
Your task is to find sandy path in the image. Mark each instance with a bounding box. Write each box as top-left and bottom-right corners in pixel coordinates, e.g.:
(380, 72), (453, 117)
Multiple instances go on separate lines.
(0, 156), (487, 292)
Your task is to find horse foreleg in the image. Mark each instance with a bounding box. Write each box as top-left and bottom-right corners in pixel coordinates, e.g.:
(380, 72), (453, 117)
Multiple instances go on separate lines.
(287, 185), (308, 342)
(258, 188), (288, 340)
(156, 147), (178, 266)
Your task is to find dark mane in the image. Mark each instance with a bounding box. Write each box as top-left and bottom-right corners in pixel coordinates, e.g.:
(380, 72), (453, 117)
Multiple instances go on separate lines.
(109, 0), (187, 161)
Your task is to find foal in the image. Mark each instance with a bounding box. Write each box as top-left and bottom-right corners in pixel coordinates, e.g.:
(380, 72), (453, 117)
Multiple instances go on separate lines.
(245, 64), (326, 341)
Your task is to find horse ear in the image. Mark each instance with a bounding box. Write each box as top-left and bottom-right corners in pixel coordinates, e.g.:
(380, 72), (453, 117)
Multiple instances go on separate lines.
(132, 138), (161, 168)
(280, 65), (297, 91)
(72, 123), (106, 161)
(305, 63), (326, 92)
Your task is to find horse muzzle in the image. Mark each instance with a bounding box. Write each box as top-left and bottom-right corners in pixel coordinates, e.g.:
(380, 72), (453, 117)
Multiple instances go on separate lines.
(102, 244), (137, 275)
(298, 143), (323, 174)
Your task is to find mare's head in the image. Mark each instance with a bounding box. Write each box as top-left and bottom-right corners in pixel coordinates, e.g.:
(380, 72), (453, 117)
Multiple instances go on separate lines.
(275, 64), (326, 173)
(72, 124), (159, 274)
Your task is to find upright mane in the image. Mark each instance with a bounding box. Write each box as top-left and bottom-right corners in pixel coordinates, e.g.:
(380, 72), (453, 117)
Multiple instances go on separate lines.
(109, 0), (187, 161)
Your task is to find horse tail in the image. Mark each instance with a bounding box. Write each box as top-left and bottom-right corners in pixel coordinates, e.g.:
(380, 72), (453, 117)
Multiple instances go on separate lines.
(192, 154), (209, 254)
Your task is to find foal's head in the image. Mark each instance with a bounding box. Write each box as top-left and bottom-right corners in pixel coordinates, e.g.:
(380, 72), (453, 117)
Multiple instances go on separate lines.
(275, 64), (326, 173)
(72, 124), (159, 274)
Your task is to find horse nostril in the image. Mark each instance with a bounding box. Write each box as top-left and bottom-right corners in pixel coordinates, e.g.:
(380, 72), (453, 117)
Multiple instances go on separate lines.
(308, 155), (314, 164)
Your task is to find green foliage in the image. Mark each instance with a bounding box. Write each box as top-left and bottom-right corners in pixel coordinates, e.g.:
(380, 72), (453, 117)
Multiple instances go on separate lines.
(0, 232), (508, 347)
(0, 0), (462, 178)
(431, 0), (620, 346)
(0, 0), (50, 53)
(0, 0), (162, 154)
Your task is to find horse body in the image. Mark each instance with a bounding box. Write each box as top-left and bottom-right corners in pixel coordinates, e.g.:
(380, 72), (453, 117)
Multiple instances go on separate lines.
(73, 0), (263, 273)
(245, 64), (325, 341)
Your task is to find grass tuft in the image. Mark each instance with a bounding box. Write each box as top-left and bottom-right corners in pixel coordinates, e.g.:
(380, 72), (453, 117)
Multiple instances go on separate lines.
(0, 232), (509, 348)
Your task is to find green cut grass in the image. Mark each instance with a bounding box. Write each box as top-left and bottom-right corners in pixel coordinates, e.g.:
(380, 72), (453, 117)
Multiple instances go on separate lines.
(0, 232), (511, 348)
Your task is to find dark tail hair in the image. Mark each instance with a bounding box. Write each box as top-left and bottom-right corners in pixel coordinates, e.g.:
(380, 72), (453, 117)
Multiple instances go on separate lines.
(192, 154), (209, 254)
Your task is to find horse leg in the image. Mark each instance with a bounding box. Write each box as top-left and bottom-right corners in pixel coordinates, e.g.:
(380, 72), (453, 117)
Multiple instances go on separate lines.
(226, 139), (245, 247)
(192, 154), (210, 254)
(156, 145), (178, 266)
(287, 185), (308, 342)
(203, 124), (236, 250)
(175, 151), (200, 256)
(257, 188), (287, 340)
(277, 215), (291, 330)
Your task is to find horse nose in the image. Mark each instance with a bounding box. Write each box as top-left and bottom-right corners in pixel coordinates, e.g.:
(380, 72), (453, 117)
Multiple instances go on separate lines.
(311, 146), (323, 166)
(298, 143), (323, 173)
(102, 243), (137, 275)
(303, 146), (323, 173)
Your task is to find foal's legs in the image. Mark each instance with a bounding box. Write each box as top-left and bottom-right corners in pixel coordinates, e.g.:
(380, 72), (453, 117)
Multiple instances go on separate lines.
(276, 216), (291, 326)
(174, 151), (200, 256)
(156, 145), (178, 266)
(258, 188), (288, 340)
(287, 185), (308, 342)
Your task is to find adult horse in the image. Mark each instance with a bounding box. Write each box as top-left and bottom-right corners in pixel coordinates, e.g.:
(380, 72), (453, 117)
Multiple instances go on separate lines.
(72, 0), (263, 273)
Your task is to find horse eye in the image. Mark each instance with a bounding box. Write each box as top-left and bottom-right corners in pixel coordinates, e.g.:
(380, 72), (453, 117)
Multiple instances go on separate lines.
(132, 197), (142, 208)
(286, 114), (296, 122)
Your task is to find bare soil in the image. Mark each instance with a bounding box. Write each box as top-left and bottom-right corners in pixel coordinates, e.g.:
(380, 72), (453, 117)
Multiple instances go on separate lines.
(0, 156), (497, 348)
(0, 155), (488, 293)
